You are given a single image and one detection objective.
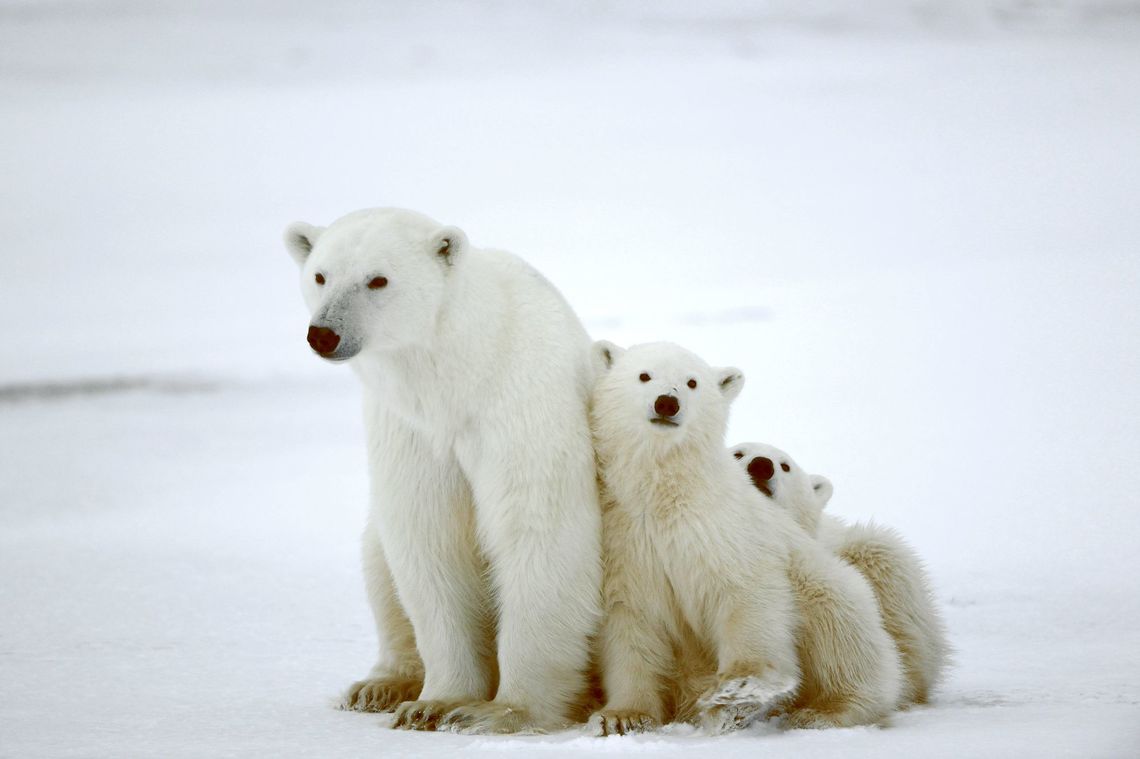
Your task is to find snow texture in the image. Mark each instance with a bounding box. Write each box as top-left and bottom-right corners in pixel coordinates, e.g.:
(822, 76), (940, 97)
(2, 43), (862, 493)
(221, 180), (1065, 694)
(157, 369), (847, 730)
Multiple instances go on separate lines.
(1, 1), (1138, 757)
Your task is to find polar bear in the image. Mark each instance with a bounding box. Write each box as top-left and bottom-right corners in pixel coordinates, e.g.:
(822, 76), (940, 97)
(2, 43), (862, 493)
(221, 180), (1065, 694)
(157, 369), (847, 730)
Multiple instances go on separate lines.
(732, 442), (950, 706)
(588, 341), (901, 735)
(283, 208), (602, 733)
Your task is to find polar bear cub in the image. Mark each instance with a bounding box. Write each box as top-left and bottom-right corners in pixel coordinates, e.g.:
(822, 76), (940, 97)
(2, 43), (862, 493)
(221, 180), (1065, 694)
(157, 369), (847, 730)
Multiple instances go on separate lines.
(733, 442), (950, 706)
(589, 341), (901, 734)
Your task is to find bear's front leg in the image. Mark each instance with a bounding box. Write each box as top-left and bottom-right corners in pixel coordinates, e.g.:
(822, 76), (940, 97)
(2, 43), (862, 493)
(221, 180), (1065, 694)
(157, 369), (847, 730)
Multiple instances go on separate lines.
(442, 437), (603, 734)
(371, 420), (496, 730)
(699, 572), (800, 730)
(588, 503), (671, 736)
(342, 523), (423, 713)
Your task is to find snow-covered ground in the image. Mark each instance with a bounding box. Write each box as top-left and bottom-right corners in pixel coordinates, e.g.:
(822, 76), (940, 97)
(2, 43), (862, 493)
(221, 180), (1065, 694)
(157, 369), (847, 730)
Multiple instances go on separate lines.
(2, 2), (1139, 756)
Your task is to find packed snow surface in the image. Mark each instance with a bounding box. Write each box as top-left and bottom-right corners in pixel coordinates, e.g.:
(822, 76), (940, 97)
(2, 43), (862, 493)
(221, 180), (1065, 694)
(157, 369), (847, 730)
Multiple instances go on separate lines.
(1, 2), (1138, 757)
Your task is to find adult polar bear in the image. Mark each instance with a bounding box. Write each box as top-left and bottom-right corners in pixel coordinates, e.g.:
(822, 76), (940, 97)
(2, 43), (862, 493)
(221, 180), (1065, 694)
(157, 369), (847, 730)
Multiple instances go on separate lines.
(284, 208), (602, 733)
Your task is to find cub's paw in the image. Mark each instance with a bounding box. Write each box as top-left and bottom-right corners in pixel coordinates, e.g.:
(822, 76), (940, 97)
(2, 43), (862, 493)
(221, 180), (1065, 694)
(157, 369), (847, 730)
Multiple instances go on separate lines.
(699, 703), (763, 735)
(342, 675), (423, 713)
(391, 699), (460, 731)
(588, 709), (659, 737)
(698, 671), (798, 710)
(439, 701), (539, 735)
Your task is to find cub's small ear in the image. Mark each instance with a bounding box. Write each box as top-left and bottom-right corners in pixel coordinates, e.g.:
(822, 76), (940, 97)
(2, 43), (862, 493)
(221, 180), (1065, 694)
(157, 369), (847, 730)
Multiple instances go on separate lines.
(433, 225), (468, 266)
(592, 340), (625, 375)
(810, 474), (834, 508)
(284, 222), (325, 266)
(715, 367), (744, 401)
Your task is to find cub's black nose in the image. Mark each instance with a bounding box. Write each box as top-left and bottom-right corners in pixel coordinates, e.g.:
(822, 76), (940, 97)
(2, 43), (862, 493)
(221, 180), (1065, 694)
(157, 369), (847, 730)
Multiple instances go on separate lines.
(654, 394), (680, 418)
(747, 456), (775, 483)
(307, 325), (341, 356)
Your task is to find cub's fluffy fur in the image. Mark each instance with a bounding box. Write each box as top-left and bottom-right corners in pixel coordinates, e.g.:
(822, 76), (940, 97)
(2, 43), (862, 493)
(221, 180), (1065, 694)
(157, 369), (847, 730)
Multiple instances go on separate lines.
(589, 342), (901, 734)
(733, 442), (951, 706)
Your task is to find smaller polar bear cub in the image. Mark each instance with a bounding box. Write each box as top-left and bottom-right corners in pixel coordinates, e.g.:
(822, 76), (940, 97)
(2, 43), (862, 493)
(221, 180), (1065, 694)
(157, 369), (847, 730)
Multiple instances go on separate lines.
(733, 442), (951, 706)
(735, 443), (834, 538)
(589, 341), (901, 735)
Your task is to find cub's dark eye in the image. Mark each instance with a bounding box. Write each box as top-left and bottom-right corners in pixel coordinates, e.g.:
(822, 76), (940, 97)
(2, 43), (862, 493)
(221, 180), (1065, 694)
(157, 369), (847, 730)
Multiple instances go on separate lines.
(733, 451), (744, 459)
(687, 379), (698, 389)
(368, 276), (388, 290)
(639, 373), (651, 382)
(781, 462), (791, 472)
(314, 273), (325, 285)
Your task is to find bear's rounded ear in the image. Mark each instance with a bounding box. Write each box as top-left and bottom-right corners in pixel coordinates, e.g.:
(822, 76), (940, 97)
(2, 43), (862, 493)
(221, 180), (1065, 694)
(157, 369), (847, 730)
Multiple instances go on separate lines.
(592, 340), (625, 375)
(284, 222), (324, 266)
(810, 474), (834, 508)
(433, 225), (468, 266)
(715, 367), (744, 401)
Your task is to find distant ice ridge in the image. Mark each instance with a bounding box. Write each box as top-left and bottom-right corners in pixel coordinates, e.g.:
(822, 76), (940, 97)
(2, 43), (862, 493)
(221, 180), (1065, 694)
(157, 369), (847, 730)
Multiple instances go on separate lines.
(0, 374), (219, 403)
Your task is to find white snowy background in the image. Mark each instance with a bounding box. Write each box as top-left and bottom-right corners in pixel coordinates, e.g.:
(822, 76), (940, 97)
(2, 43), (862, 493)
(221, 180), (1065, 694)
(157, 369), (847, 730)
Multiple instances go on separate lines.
(1, 1), (1138, 756)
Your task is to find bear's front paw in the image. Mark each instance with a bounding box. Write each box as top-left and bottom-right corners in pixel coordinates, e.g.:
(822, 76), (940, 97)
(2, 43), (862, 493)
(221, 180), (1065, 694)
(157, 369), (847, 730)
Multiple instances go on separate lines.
(588, 709), (659, 737)
(391, 699), (459, 731)
(342, 675), (423, 713)
(438, 701), (539, 735)
(697, 671), (798, 710)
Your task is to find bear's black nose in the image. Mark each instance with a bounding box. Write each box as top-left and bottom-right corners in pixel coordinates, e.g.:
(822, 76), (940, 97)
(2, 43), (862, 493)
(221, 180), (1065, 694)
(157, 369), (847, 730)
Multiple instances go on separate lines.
(654, 394), (680, 418)
(307, 325), (341, 356)
(747, 456), (775, 483)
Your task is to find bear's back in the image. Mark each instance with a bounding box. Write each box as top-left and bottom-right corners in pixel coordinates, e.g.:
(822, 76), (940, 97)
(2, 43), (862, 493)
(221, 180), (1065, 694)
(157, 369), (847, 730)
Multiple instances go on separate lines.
(453, 246), (592, 374)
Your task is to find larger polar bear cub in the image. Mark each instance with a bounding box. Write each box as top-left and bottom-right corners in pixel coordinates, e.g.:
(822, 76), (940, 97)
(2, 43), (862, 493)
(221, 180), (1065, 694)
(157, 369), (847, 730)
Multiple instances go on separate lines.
(284, 208), (602, 733)
(733, 441), (951, 707)
(588, 341), (901, 734)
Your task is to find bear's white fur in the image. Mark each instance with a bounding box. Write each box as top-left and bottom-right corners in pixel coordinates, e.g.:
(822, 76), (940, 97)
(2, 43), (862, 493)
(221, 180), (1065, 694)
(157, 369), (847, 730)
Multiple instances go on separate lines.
(732, 441), (951, 707)
(588, 341), (902, 734)
(284, 208), (602, 733)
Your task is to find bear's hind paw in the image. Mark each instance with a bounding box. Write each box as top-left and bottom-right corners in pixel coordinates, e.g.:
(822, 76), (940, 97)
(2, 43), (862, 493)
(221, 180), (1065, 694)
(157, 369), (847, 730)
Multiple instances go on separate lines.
(439, 701), (542, 735)
(391, 699), (460, 731)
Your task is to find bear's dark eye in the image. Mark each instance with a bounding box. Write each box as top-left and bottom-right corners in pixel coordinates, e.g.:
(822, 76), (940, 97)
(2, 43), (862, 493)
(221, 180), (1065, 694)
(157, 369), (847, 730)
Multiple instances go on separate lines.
(687, 379), (697, 389)
(314, 273), (325, 285)
(368, 276), (388, 290)
(781, 462), (791, 472)
(639, 373), (651, 382)
(733, 451), (744, 459)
